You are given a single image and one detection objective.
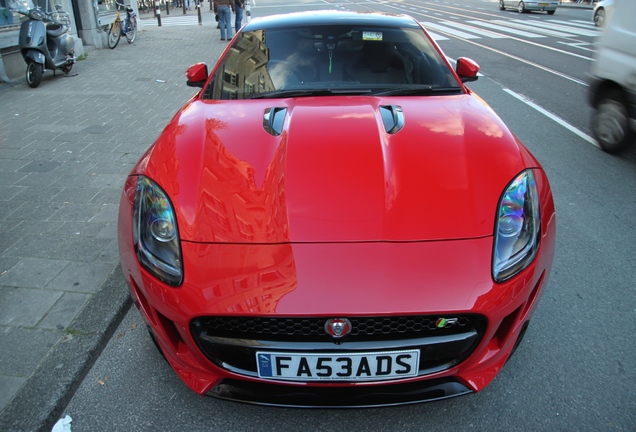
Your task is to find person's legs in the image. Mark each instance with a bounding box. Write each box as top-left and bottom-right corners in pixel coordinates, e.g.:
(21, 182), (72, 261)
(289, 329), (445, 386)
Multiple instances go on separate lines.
(218, 5), (231, 40)
(234, 5), (243, 34)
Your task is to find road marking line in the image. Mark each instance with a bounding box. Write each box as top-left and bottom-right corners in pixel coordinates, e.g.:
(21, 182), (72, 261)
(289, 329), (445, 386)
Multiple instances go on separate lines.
(381, 1), (595, 61)
(503, 88), (599, 148)
(490, 19), (576, 38)
(441, 21), (508, 38)
(466, 20), (545, 38)
(426, 30), (449, 41)
(422, 22), (481, 39)
(440, 25), (595, 66)
(571, 19), (597, 26)
(142, 16), (199, 26)
(556, 41), (596, 52)
(510, 19), (600, 37)
(550, 19), (598, 30)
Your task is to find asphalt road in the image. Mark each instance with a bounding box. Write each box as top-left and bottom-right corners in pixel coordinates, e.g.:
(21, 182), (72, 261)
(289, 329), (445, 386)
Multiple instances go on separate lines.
(64, 0), (636, 430)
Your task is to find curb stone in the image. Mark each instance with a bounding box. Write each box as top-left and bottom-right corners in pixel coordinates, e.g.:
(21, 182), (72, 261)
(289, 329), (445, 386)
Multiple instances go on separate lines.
(0, 266), (131, 432)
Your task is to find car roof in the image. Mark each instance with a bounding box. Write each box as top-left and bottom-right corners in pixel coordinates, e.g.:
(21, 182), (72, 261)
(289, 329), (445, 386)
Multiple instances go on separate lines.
(242, 10), (421, 32)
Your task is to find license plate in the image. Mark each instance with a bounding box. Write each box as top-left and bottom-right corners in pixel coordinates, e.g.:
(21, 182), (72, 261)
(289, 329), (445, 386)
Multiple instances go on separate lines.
(539, 2), (549, 6)
(256, 349), (419, 381)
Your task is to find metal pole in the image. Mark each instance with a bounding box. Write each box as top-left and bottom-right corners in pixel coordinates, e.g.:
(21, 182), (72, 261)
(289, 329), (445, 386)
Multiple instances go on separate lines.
(166, 0), (169, 15)
(197, 1), (201, 24)
(209, 0), (213, 11)
(155, 0), (161, 25)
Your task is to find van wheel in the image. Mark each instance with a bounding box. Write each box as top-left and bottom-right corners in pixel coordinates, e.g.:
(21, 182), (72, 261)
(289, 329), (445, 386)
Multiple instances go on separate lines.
(592, 88), (634, 154)
(518, 1), (526, 13)
(26, 61), (43, 88)
(499, 0), (505, 10)
(547, 10), (555, 15)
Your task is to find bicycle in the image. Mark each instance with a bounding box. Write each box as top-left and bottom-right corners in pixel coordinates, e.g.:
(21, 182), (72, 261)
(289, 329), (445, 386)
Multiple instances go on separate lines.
(108, 1), (137, 49)
(138, 0), (153, 13)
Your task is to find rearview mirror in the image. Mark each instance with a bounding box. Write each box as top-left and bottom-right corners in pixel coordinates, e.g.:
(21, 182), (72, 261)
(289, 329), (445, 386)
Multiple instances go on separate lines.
(456, 57), (480, 83)
(186, 63), (209, 88)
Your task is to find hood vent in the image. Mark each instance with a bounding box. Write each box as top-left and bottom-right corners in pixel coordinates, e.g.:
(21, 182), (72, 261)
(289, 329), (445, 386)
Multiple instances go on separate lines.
(379, 105), (404, 134)
(264, 105), (402, 136)
(263, 107), (288, 136)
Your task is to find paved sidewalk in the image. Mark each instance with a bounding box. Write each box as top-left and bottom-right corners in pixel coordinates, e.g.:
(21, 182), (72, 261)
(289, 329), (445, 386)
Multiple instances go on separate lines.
(0, 10), (227, 431)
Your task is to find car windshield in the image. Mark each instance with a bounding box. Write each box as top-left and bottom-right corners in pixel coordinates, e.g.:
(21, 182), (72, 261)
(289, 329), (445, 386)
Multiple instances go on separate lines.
(201, 24), (461, 100)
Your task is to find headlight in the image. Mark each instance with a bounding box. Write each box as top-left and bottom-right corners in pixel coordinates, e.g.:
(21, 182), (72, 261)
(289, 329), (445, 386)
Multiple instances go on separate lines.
(132, 176), (183, 286)
(493, 170), (541, 282)
(29, 9), (45, 20)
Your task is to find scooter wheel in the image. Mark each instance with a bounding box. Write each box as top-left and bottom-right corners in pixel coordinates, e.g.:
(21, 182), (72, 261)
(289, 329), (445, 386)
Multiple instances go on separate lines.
(26, 61), (43, 88)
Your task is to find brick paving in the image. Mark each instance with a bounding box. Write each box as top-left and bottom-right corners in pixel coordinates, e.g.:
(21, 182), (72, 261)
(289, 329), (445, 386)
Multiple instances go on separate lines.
(0, 10), (227, 430)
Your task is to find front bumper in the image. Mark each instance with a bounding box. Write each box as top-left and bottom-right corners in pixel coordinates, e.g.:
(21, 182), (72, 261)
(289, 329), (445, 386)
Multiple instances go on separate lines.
(191, 314), (486, 381)
(117, 172), (556, 406)
(523, 2), (558, 12)
(209, 378), (472, 407)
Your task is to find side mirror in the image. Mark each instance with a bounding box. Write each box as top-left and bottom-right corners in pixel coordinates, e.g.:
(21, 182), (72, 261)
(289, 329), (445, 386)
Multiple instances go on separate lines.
(456, 57), (480, 83)
(186, 62), (209, 88)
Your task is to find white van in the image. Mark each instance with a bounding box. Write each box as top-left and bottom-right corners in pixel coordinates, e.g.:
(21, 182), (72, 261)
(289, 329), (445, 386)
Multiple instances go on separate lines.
(588, 0), (636, 153)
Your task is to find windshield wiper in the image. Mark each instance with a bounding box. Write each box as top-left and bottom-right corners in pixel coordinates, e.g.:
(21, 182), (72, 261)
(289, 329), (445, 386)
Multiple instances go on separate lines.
(373, 86), (463, 96)
(249, 88), (372, 99)
(248, 86), (462, 99)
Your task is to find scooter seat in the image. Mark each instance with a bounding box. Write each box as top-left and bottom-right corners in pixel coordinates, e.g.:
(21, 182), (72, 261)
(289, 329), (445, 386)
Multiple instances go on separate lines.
(46, 23), (68, 38)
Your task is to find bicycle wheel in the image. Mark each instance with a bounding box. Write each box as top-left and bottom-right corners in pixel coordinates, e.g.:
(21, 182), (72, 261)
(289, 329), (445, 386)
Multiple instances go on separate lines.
(108, 21), (121, 49)
(126, 17), (137, 43)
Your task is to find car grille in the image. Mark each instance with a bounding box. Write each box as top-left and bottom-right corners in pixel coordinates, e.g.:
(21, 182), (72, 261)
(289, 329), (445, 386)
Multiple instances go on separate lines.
(190, 314), (487, 378)
(192, 315), (481, 341)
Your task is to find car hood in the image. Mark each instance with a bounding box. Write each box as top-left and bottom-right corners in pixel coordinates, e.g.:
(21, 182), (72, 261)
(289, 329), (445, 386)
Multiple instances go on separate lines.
(135, 95), (538, 243)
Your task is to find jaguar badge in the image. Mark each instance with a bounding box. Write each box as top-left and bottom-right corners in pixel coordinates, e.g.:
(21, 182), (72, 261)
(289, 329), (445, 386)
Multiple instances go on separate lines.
(325, 318), (352, 338)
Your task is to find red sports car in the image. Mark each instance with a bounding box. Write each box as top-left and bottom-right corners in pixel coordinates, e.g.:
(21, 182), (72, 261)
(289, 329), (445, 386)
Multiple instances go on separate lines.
(118, 10), (556, 407)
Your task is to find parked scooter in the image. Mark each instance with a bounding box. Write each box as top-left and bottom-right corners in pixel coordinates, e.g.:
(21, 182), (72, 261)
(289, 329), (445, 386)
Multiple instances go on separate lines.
(11, 1), (76, 88)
